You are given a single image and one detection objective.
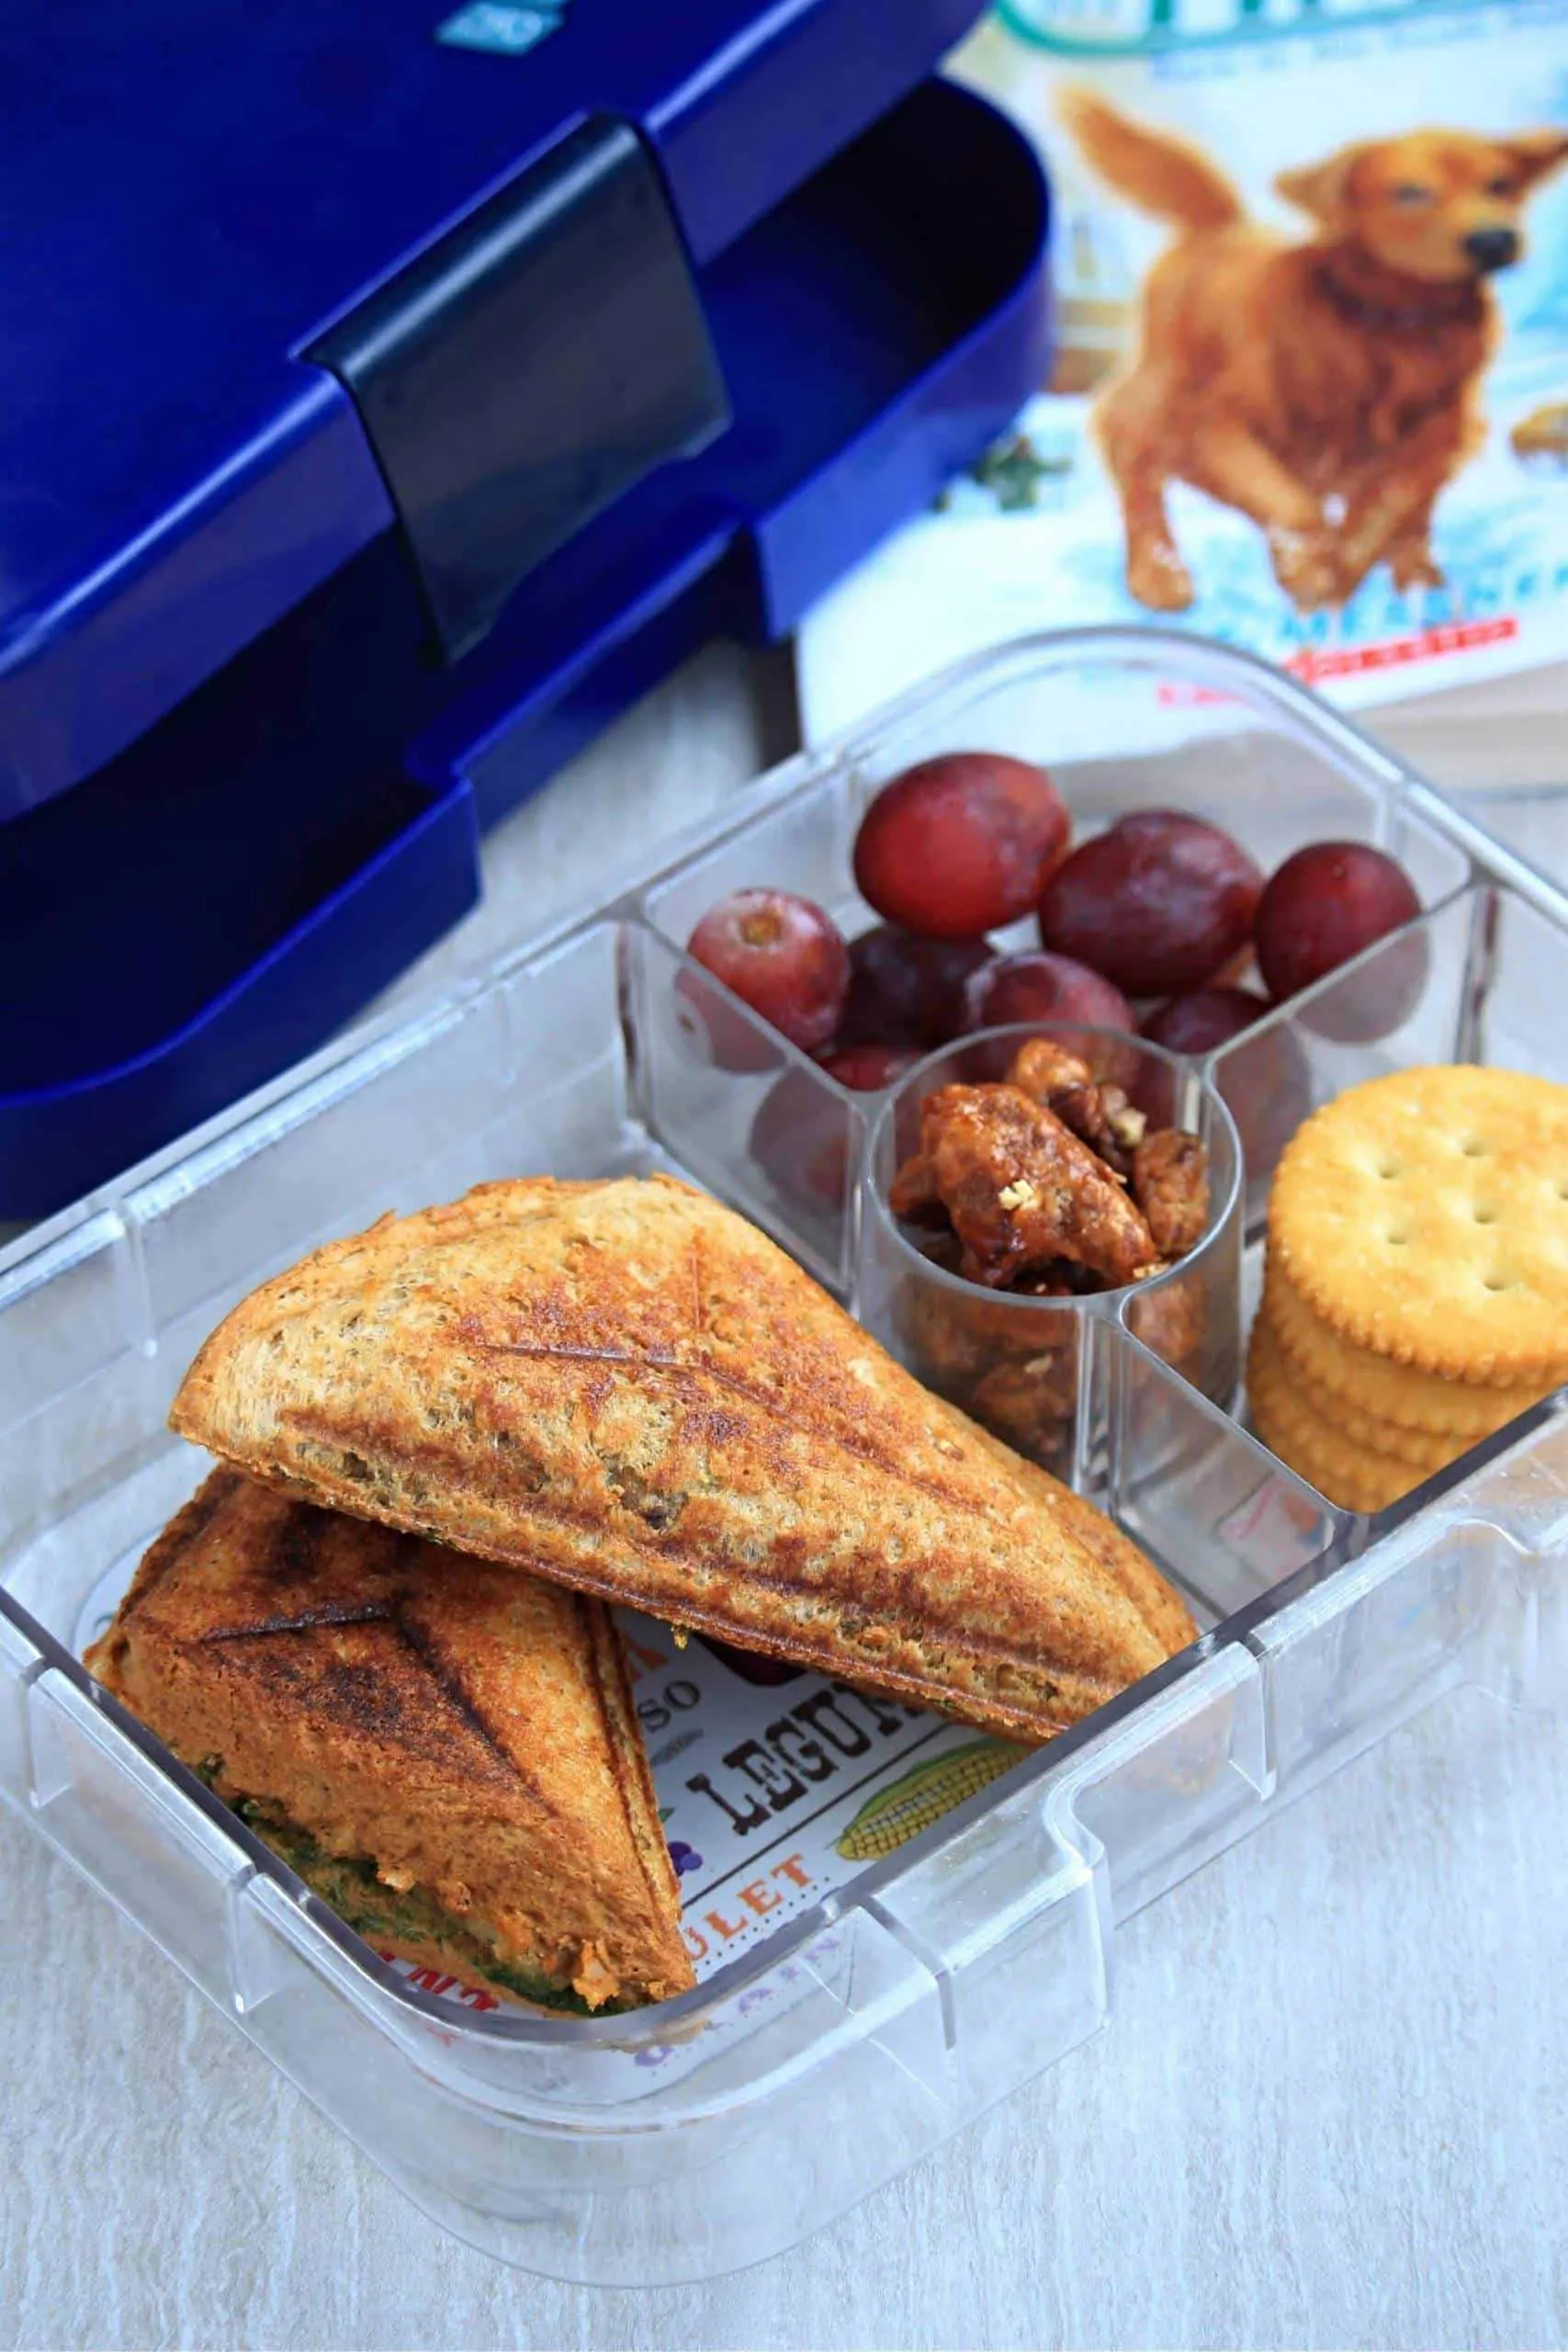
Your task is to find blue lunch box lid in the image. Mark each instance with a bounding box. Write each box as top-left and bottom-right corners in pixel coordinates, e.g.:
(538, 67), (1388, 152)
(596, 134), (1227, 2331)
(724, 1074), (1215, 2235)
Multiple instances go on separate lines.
(0, 18), (1051, 1219)
(0, 0), (992, 820)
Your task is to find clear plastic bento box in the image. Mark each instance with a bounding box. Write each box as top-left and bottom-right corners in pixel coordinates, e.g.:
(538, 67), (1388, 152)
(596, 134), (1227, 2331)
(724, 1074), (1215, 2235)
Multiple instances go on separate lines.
(4, 628), (1565, 2286)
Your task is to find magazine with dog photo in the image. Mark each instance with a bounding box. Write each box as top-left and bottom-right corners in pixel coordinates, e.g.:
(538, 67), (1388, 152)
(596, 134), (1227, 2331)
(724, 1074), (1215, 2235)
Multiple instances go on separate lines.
(795, 0), (1568, 766)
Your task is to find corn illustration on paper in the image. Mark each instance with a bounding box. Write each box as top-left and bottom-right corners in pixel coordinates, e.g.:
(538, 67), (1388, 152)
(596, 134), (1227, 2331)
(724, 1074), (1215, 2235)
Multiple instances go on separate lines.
(833, 1740), (1030, 1860)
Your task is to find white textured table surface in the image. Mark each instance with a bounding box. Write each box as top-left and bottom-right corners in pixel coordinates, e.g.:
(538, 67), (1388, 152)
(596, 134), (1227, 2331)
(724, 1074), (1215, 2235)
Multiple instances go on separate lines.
(4, 657), (1565, 2351)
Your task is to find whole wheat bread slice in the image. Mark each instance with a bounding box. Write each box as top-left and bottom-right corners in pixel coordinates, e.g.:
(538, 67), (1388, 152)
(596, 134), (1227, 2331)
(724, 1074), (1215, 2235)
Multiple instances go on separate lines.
(89, 1467), (692, 2009)
(169, 1174), (1196, 1741)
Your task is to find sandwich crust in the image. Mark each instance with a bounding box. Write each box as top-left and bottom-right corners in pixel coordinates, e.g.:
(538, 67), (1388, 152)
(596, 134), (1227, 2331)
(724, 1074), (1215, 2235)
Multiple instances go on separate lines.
(170, 1175), (1196, 1741)
(87, 1468), (691, 2009)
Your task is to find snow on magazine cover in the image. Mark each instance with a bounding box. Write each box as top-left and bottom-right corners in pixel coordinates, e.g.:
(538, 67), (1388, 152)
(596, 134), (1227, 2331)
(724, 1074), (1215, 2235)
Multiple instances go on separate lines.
(797, 0), (1568, 741)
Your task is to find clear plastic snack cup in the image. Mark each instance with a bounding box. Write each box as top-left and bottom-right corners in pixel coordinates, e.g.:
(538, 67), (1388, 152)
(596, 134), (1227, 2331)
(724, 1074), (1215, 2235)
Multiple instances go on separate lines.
(3, 628), (1566, 2284)
(860, 1023), (1243, 1484)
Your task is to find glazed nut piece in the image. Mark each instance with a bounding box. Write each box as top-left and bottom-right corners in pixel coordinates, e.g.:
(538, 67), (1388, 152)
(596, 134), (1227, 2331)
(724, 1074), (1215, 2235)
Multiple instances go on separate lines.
(1007, 1036), (1094, 1096)
(887, 1150), (948, 1227)
(1007, 1038), (1148, 1176)
(1123, 1264), (1206, 1374)
(970, 1353), (1079, 1476)
(895, 1082), (1163, 1290)
(1132, 1128), (1211, 1257)
(896, 1263), (1084, 1389)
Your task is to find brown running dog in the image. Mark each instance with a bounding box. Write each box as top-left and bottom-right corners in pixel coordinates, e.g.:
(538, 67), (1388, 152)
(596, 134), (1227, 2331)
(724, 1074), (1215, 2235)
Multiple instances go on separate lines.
(1060, 89), (1568, 613)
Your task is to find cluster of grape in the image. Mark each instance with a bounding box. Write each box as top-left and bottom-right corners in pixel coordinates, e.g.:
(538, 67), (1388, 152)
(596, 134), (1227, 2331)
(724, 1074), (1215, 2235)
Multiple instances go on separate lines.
(682, 752), (1422, 1210)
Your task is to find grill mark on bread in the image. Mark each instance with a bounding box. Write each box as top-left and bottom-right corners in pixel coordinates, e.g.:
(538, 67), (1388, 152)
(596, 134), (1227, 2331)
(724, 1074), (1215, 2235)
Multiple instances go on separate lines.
(273, 1407), (1111, 1669)
(212, 1420), (1167, 1738)
(539, 1561), (1088, 1735)
(472, 1344), (972, 1510)
(268, 1469), (1096, 1727)
(656, 1356), (972, 1508)
(510, 1509), (1111, 1682)
(201, 1600), (397, 1641)
(209, 1622), (523, 1781)
(186, 1444), (1101, 1732)
(389, 1612), (537, 1800)
(526, 1566), (1086, 1736)
(236, 1411), (1166, 1731)
(200, 1582), (570, 1821)
(259, 1497), (328, 1586)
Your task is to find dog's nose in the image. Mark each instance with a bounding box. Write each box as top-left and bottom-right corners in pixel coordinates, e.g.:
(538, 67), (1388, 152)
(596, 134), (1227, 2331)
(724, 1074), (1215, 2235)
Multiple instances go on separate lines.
(1465, 226), (1520, 273)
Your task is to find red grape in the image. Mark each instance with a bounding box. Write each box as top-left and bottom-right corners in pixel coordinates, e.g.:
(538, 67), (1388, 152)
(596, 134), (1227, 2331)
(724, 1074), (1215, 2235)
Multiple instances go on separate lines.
(964, 950), (1135, 1037)
(750, 1044), (918, 1210)
(820, 1043), (919, 1091)
(1142, 986), (1269, 1057)
(1213, 1021), (1316, 1185)
(685, 888), (850, 1068)
(1254, 842), (1422, 1024)
(1140, 984), (1313, 1172)
(839, 925), (995, 1050)
(961, 952), (1138, 1081)
(853, 753), (1069, 939)
(1037, 810), (1263, 997)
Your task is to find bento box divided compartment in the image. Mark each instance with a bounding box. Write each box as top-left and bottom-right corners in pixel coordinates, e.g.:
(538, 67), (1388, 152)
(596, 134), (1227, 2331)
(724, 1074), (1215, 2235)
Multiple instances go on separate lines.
(3, 627), (1568, 2283)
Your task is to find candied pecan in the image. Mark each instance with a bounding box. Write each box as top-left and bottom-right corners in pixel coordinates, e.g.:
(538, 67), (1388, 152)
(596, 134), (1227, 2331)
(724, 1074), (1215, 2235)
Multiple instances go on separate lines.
(894, 1082), (1161, 1289)
(1008, 1037), (1095, 1097)
(1055, 1083), (1145, 1176)
(1124, 1266), (1207, 1375)
(1014, 1261), (1088, 1296)
(971, 1351), (1078, 1475)
(897, 1273), (1068, 1387)
(1008, 1040), (1147, 1175)
(1132, 1129), (1211, 1257)
(887, 1152), (947, 1227)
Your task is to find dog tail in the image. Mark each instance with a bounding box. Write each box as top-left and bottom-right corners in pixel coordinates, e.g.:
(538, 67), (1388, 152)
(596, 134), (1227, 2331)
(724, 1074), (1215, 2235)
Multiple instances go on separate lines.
(1057, 87), (1242, 231)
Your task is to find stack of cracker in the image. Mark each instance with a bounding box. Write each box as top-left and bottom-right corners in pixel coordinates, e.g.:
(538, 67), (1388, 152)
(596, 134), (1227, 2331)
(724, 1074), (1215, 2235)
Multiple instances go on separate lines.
(1247, 1066), (1568, 1512)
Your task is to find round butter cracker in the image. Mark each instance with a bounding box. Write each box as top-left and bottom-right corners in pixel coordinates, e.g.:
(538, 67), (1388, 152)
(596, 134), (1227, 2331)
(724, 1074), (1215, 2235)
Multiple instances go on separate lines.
(1247, 1320), (1440, 1513)
(1262, 1261), (1548, 1438)
(1250, 1314), (1461, 1469)
(1268, 1066), (1568, 1383)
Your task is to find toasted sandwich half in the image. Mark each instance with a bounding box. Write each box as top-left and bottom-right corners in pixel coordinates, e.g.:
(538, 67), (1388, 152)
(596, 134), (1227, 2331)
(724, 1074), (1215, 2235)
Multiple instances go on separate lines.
(169, 1175), (1196, 1742)
(86, 1468), (693, 2012)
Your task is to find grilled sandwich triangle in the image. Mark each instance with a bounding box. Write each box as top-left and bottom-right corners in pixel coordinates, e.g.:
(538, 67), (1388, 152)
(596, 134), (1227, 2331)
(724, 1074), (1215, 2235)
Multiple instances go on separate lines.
(169, 1174), (1196, 1742)
(88, 1467), (692, 2010)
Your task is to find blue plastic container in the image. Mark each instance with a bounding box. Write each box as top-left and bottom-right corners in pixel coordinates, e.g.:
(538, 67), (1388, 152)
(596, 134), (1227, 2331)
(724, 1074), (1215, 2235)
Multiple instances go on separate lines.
(0, 2), (1051, 1215)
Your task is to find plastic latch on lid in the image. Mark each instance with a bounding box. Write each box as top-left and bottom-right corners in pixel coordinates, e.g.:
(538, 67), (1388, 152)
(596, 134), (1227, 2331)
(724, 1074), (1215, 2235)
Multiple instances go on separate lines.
(307, 115), (730, 664)
(1042, 1645), (1273, 1931)
(23, 1663), (75, 1810)
(0, 1615), (46, 1815)
(21, 1668), (272, 2003)
(1469, 1411), (1568, 1706)
(226, 1871), (298, 2017)
(866, 1773), (1112, 2110)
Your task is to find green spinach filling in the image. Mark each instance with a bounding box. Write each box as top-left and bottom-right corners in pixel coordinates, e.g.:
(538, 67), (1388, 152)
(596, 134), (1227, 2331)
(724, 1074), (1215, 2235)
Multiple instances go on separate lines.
(192, 1754), (603, 2014)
